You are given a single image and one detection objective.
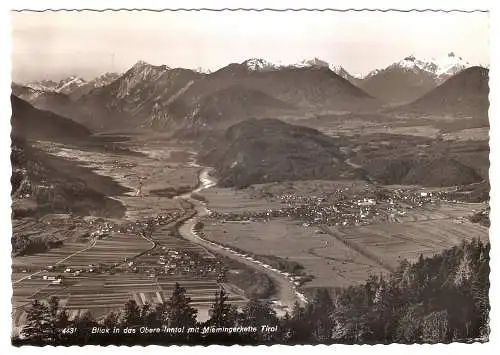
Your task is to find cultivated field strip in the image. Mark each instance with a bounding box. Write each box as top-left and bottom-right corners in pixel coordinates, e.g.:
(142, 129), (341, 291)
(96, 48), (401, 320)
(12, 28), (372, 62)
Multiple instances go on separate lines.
(12, 242), (88, 268)
(319, 225), (396, 272)
(340, 219), (488, 265)
(203, 187), (286, 214)
(65, 232), (152, 267)
(12, 275), (246, 326)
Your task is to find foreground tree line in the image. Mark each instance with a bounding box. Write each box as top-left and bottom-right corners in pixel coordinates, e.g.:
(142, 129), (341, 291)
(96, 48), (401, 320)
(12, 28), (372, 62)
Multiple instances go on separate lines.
(13, 239), (489, 345)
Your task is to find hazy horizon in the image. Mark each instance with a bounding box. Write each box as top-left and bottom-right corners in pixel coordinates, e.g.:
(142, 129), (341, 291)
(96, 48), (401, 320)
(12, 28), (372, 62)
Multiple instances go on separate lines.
(11, 10), (489, 82)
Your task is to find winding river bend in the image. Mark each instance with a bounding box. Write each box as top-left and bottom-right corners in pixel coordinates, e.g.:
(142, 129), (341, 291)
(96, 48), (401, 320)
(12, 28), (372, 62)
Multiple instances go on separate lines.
(176, 167), (307, 310)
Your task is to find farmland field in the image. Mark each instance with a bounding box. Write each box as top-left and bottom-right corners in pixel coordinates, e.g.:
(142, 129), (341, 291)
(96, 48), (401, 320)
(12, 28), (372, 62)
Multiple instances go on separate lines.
(12, 273), (245, 332)
(202, 217), (388, 289)
(200, 184), (489, 292)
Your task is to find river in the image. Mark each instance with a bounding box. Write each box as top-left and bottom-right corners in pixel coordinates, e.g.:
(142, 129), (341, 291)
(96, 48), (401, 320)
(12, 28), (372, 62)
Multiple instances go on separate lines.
(176, 167), (308, 312)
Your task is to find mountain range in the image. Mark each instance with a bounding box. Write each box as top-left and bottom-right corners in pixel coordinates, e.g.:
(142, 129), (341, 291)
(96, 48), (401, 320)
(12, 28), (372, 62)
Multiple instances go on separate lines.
(24, 72), (120, 97)
(11, 53), (485, 132)
(13, 58), (376, 131)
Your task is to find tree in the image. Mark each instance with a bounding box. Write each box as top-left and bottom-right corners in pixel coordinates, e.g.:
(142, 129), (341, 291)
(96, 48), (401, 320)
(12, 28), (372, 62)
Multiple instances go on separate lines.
(421, 310), (449, 343)
(207, 288), (238, 327)
(20, 299), (52, 343)
(150, 301), (168, 327)
(102, 311), (119, 328)
(72, 310), (98, 345)
(306, 289), (335, 342)
(165, 283), (197, 328)
(286, 301), (312, 343)
(119, 300), (142, 327)
(140, 303), (158, 327)
(394, 305), (423, 343)
(47, 296), (69, 342)
(240, 297), (279, 341)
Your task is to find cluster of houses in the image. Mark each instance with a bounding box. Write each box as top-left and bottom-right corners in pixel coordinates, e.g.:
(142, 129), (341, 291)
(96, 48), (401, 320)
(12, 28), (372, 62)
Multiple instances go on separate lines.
(209, 187), (456, 228)
(131, 247), (225, 279)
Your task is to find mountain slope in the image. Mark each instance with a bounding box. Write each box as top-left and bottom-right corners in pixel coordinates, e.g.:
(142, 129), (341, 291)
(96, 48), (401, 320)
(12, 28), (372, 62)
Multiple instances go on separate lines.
(11, 95), (91, 143)
(11, 136), (126, 218)
(204, 62), (373, 108)
(11, 83), (74, 116)
(161, 62), (376, 131)
(176, 85), (295, 129)
(358, 53), (472, 104)
(358, 56), (438, 104)
(364, 155), (483, 187)
(403, 66), (489, 118)
(75, 62), (202, 129)
(68, 72), (121, 100)
(199, 118), (362, 188)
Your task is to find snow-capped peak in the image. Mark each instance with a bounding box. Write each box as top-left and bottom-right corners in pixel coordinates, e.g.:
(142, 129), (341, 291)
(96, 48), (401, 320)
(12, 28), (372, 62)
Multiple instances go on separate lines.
(90, 72), (121, 88)
(55, 76), (87, 93)
(242, 58), (278, 71)
(367, 52), (471, 80)
(434, 52), (470, 77)
(392, 54), (438, 73)
(291, 57), (330, 69)
(25, 76), (87, 94)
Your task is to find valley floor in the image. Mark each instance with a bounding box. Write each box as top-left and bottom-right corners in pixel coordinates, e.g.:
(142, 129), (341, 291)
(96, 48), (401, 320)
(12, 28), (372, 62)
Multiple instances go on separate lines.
(11, 116), (490, 333)
(198, 181), (489, 295)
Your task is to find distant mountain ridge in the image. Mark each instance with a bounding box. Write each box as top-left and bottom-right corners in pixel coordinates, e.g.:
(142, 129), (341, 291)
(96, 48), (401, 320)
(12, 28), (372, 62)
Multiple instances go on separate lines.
(23, 72), (120, 97)
(401, 66), (489, 118)
(364, 53), (469, 80)
(12, 53), (480, 131)
(357, 53), (472, 104)
(24, 59), (374, 131)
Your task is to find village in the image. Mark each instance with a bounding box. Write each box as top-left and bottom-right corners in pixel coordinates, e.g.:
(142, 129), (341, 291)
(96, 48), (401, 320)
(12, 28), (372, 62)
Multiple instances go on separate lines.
(207, 186), (466, 227)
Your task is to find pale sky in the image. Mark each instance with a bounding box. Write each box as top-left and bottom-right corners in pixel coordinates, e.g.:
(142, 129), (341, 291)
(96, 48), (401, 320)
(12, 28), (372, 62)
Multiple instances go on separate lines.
(11, 10), (490, 82)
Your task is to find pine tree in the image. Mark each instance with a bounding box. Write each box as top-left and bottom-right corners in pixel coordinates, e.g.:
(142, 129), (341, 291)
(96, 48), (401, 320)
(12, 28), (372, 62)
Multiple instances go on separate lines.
(240, 297), (278, 341)
(421, 310), (449, 343)
(119, 300), (142, 327)
(454, 247), (473, 287)
(287, 301), (312, 342)
(151, 301), (168, 326)
(307, 289), (335, 341)
(207, 288), (238, 327)
(165, 283), (198, 328)
(46, 296), (68, 342)
(72, 310), (97, 344)
(20, 299), (52, 343)
(394, 304), (423, 343)
(102, 311), (119, 328)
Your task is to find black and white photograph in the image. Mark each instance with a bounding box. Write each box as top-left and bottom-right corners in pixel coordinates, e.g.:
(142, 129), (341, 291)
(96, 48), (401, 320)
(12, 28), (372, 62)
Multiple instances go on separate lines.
(7, 4), (492, 347)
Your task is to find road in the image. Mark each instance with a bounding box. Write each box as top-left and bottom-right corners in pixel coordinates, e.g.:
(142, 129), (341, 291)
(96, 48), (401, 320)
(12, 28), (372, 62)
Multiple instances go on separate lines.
(13, 234), (98, 285)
